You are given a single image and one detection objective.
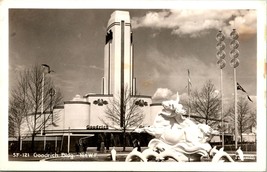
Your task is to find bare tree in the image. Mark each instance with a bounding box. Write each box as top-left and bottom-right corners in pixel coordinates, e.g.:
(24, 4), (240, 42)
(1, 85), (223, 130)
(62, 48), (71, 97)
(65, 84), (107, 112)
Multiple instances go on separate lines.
(190, 80), (221, 127)
(101, 86), (144, 151)
(227, 96), (254, 144)
(248, 109), (256, 132)
(248, 109), (257, 143)
(9, 64), (63, 152)
(9, 71), (30, 150)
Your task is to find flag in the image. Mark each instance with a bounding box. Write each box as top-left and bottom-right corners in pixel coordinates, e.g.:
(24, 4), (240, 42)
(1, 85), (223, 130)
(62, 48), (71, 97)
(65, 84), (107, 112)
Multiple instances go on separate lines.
(52, 122), (59, 127)
(247, 95), (253, 102)
(237, 82), (246, 93)
(188, 69), (192, 87)
(237, 82), (253, 102)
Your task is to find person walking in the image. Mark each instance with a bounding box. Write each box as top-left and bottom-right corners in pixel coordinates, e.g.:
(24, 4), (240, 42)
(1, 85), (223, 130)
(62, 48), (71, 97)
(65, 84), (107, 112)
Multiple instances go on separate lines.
(75, 141), (80, 154)
(82, 141), (87, 154)
(133, 139), (141, 152)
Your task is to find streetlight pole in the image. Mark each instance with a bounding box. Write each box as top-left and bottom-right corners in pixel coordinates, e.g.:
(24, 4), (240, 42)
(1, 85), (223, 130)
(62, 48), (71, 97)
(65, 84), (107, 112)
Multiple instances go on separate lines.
(216, 30), (226, 147)
(41, 70), (46, 151)
(49, 88), (56, 152)
(41, 64), (53, 151)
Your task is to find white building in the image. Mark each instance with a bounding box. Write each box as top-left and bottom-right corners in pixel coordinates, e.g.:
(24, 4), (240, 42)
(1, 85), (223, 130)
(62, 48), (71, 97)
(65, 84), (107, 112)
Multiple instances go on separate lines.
(50, 11), (161, 131)
(11, 11), (162, 153)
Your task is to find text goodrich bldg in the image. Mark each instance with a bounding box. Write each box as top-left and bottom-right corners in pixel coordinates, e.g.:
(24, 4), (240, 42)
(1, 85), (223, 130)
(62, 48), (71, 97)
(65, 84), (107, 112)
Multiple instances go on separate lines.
(12, 11), (163, 153)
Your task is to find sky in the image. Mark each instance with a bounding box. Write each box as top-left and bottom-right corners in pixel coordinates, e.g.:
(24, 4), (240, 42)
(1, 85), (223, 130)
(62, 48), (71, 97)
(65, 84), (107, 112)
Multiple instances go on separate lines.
(9, 8), (258, 108)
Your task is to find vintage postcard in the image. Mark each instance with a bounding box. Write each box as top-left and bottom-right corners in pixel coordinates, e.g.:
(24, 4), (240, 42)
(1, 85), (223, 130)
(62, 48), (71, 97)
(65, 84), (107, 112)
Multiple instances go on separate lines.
(0, 0), (266, 171)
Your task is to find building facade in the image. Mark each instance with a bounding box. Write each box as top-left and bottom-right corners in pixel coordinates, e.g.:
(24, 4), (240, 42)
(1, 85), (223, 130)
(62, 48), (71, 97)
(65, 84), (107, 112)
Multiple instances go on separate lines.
(51, 11), (161, 132)
(10, 11), (162, 153)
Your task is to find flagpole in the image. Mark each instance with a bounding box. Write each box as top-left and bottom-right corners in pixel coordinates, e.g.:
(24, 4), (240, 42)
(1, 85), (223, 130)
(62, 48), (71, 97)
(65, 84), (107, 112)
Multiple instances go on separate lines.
(234, 68), (238, 149)
(42, 71), (46, 151)
(187, 69), (191, 119)
(216, 30), (226, 147)
(220, 69), (224, 147)
(229, 29), (240, 149)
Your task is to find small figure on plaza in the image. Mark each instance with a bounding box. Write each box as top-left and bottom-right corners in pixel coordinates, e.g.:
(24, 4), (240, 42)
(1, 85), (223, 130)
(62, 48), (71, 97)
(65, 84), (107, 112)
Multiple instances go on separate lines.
(110, 133), (115, 147)
(82, 140), (87, 154)
(75, 141), (80, 154)
(100, 141), (105, 153)
(45, 143), (51, 154)
(133, 138), (141, 152)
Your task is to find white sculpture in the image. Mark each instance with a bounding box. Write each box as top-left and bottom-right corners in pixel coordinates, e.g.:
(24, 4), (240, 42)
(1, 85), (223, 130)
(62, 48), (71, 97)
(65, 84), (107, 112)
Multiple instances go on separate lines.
(137, 97), (218, 145)
(125, 148), (147, 162)
(235, 147), (244, 161)
(129, 93), (221, 162)
(211, 147), (235, 162)
(126, 93), (242, 162)
(208, 146), (244, 163)
(111, 147), (117, 161)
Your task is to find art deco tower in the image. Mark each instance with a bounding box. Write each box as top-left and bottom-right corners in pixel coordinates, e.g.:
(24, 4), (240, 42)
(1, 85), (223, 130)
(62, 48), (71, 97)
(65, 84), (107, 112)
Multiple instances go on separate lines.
(103, 11), (134, 96)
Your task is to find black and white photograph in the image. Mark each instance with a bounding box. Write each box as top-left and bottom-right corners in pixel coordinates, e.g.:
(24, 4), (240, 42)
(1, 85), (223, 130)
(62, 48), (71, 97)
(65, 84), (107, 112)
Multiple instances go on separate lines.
(0, 0), (266, 171)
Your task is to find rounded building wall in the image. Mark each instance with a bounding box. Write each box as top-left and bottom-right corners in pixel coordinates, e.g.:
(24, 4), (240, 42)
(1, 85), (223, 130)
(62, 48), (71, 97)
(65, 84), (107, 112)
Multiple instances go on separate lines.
(128, 95), (153, 127)
(86, 95), (153, 128)
(47, 106), (64, 130)
(135, 97), (152, 126)
(150, 103), (163, 126)
(85, 95), (113, 126)
(64, 101), (90, 129)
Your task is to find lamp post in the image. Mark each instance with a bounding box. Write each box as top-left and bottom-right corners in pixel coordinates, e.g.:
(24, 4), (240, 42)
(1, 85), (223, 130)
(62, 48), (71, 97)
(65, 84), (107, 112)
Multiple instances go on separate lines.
(41, 64), (53, 151)
(216, 30), (226, 147)
(229, 29), (240, 149)
(41, 66), (46, 151)
(49, 88), (58, 153)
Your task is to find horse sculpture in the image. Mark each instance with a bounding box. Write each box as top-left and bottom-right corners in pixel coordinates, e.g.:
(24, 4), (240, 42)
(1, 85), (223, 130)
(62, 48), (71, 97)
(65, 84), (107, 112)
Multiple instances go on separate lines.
(126, 93), (242, 162)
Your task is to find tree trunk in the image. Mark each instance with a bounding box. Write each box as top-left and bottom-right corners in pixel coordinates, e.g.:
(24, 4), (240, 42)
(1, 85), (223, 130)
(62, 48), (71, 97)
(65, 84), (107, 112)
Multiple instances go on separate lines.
(240, 134), (243, 148)
(122, 129), (126, 152)
(18, 129), (21, 152)
(17, 135), (21, 152)
(240, 125), (243, 148)
(31, 133), (35, 153)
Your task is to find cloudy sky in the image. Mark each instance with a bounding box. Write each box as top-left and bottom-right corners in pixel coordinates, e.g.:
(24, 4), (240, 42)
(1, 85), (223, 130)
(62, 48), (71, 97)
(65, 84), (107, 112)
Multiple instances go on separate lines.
(9, 8), (258, 107)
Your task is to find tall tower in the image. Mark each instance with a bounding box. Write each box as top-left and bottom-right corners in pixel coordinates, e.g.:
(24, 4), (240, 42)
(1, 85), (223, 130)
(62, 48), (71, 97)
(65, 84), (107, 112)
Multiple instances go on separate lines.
(104, 11), (134, 96)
